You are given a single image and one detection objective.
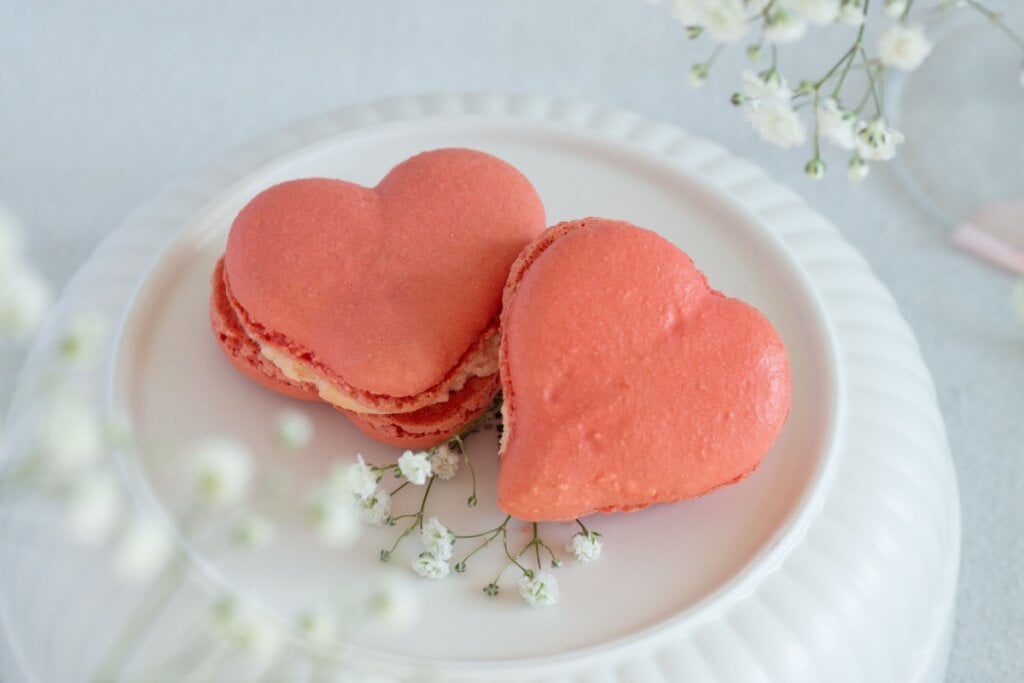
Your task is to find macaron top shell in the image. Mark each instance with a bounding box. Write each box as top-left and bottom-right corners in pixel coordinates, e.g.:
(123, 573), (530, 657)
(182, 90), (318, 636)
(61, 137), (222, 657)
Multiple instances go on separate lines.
(498, 218), (792, 521)
(224, 148), (545, 399)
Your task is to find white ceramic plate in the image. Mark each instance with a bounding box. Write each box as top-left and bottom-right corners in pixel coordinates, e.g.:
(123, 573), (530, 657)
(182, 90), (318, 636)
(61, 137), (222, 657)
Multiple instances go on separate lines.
(0, 93), (959, 683)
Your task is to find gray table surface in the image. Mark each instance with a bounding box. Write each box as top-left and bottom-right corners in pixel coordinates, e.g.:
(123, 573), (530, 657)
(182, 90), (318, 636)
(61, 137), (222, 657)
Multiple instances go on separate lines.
(2, 2), (1021, 681)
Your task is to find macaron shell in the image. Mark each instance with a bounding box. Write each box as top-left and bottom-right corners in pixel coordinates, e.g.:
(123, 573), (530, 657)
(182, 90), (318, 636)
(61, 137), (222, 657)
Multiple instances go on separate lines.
(344, 374), (499, 449)
(498, 219), (792, 522)
(224, 148), (545, 400)
(209, 258), (319, 401)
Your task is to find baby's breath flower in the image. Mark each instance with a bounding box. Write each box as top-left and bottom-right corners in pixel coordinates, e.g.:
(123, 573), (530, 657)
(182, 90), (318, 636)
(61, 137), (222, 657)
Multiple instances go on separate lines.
(430, 444), (459, 481)
(883, 0), (908, 18)
(411, 552), (450, 580)
(112, 515), (174, 582)
(274, 410), (313, 451)
(65, 469), (123, 546)
(209, 596), (282, 662)
(347, 454), (379, 499)
(805, 158), (827, 180)
(839, 0), (865, 25)
(567, 531), (603, 563)
(56, 312), (107, 368)
(742, 69), (791, 101)
(817, 98), (858, 150)
(847, 155), (870, 182)
(421, 517), (455, 561)
(518, 572), (560, 607)
(701, 0), (750, 43)
(765, 8), (808, 43)
(296, 606), (338, 650)
(309, 491), (361, 545)
(779, 0), (839, 25)
(233, 513), (276, 549)
(856, 118), (905, 161)
(746, 0), (772, 12)
(364, 577), (419, 630)
(1012, 279), (1024, 321)
(397, 450), (432, 485)
(745, 99), (808, 148)
(878, 24), (932, 71)
(38, 396), (104, 477)
(358, 487), (392, 526)
(0, 260), (50, 339)
(188, 437), (253, 508)
(688, 63), (710, 89)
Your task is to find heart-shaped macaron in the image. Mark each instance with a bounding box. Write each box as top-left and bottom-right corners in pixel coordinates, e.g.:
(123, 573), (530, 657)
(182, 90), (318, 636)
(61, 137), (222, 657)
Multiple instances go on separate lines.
(497, 218), (792, 521)
(210, 148), (546, 447)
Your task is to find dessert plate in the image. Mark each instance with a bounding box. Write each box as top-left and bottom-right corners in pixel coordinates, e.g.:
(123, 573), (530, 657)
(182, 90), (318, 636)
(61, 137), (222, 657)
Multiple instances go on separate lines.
(0, 93), (959, 682)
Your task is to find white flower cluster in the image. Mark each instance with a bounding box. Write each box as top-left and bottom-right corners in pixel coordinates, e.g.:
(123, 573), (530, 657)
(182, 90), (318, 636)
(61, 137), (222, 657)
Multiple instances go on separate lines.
(0, 204), (51, 339)
(346, 454), (392, 526)
(411, 516), (455, 579)
(566, 531), (603, 563)
(673, 0), (943, 180)
(518, 572), (561, 607)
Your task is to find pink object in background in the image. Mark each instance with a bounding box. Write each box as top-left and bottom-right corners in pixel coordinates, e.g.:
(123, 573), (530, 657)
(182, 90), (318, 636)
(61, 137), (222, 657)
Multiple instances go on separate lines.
(951, 200), (1024, 275)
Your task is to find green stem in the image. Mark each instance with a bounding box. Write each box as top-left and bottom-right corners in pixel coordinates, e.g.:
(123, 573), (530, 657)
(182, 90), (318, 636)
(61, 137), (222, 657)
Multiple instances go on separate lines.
(964, 0), (1024, 51)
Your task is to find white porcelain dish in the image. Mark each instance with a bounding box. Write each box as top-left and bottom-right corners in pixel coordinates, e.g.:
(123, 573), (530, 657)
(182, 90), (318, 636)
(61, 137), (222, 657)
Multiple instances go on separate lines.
(0, 93), (959, 682)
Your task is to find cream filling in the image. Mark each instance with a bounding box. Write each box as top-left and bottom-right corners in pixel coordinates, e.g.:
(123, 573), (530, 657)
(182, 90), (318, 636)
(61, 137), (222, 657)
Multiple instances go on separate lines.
(258, 333), (500, 415)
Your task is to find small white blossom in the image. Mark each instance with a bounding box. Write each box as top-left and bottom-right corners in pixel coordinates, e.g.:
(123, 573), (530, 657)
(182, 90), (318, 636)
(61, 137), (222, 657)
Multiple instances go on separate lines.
(309, 492), (361, 545)
(346, 454), (379, 499)
(765, 8), (808, 43)
(296, 606), (338, 650)
(112, 515), (174, 582)
(430, 444), (459, 481)
(363, 577), (419, 630)
(397, 450), (432, 485)
(779, 0), (839, 24)
(745, 99), (807, 148)
(38, 396), (104, 477)
(746, 0), (772, 13)
(878, 24), (932, 71)
(57, 312), (107, 368)
(856, 118), (905, 161)
(1012, 279), (1024, 321)
(884, 0), (908, 18)
(817, 98), (858, 150)
(189, 438), (253, 508)
(847, 155), (870, 182)
(839, 0), (865, 25)
(0, 261), (51, 340)
(702, 0), (750, 42)
(210, 596), (282, 662)
(357, 487), (391, 526)
(567, 532), (603, 563)
(421, 517), (455, 561)
(518, 572), (561, 607)
(233, 513), (276, 549)
(688, 63), (709, 89)
(65, 469), (123, 546)
(741, 70), (792, 102)
(411, 552), (450, 580)
(274, 409), (313, 451)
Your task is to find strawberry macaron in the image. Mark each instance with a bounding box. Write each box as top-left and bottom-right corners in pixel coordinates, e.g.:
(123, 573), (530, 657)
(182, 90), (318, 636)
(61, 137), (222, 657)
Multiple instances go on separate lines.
(210, 148), (546, 448)
(497, 218), (792, 521)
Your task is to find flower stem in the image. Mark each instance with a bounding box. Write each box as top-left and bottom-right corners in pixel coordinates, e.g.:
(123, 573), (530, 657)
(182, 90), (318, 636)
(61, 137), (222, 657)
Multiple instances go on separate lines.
(963, 0), (1024, 51)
